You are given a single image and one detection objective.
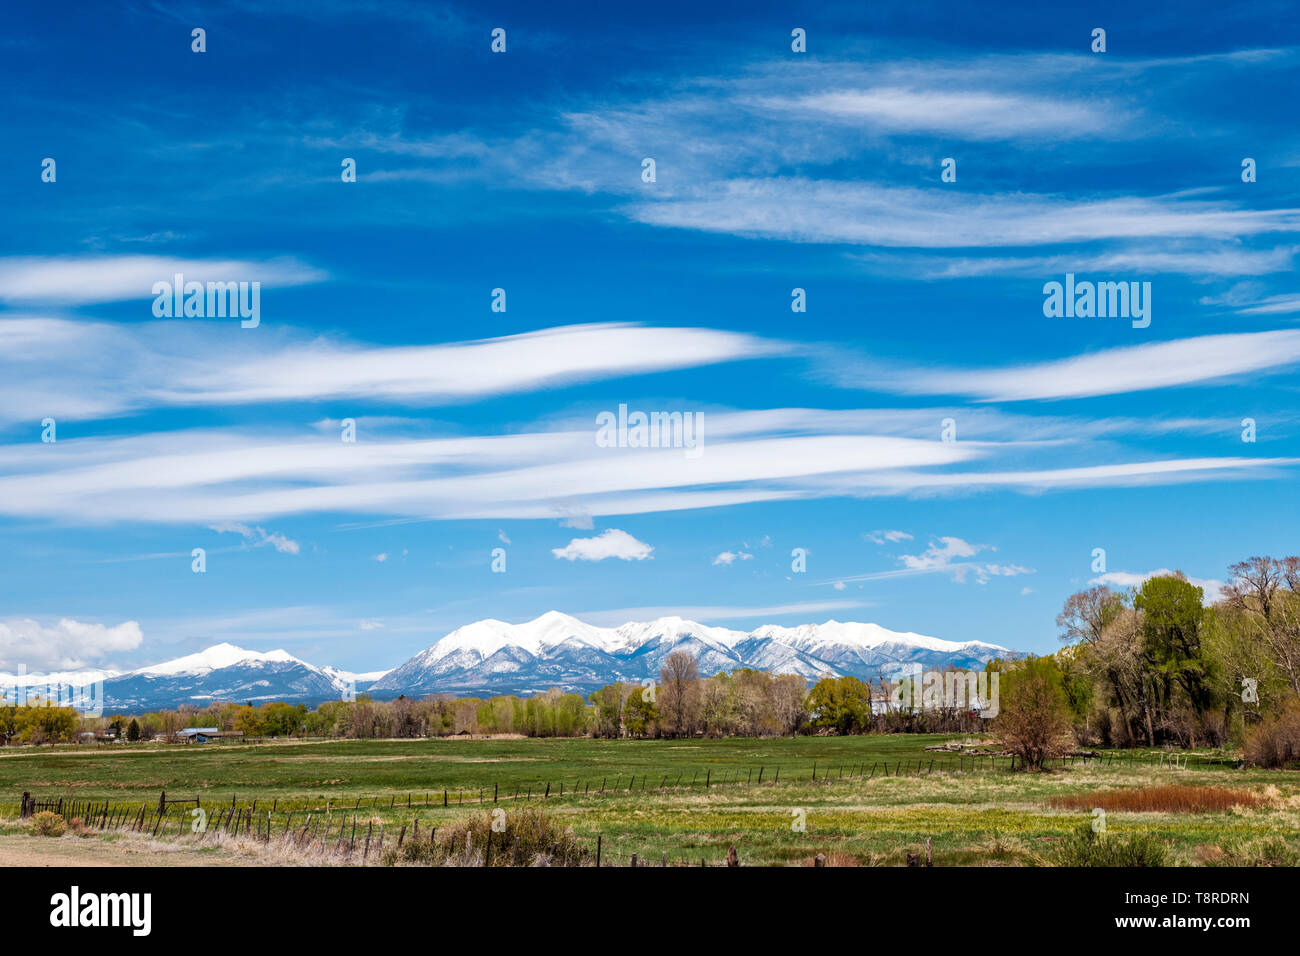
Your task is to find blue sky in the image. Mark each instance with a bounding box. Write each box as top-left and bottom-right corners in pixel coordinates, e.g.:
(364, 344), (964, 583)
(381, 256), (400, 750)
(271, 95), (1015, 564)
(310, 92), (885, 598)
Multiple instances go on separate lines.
(1, 0), (1298, 673)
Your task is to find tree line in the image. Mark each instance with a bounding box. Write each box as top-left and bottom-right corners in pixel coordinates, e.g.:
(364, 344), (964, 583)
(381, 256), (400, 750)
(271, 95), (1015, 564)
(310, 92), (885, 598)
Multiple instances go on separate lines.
(1000, 555), (1300, 767)
(9, 554), (1298, 769)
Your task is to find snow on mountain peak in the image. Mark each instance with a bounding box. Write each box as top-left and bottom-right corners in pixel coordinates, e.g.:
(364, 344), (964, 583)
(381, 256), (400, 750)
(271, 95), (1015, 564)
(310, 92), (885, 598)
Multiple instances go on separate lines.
(134, 642), (305, 677)
(369, 611), (1015, 697)
(750, 620), (1005, 654)
(614, 616), (748, 650)
(413, 612), (995, 671)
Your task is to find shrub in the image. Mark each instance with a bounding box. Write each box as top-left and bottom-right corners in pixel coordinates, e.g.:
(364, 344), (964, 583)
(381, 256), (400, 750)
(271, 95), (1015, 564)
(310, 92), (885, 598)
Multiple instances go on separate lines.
(1050, 822), (1167, 867)
(997, 657), (1073, 770)
(1244, 700), (1300, 768)
(30, 811), (66, 837)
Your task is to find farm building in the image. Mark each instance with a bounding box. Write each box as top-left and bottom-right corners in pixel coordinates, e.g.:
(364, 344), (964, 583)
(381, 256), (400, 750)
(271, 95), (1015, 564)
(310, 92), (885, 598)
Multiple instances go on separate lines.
(177, 727), (244, 743)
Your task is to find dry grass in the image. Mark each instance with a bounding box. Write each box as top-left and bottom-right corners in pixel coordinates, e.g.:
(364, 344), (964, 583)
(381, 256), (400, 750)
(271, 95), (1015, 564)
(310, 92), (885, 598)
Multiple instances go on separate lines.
(383, 808), (589, 866)
(800, 851), (861, 867)
(1195, 836), (1299, 866)
(1050, 784), (1264, 813)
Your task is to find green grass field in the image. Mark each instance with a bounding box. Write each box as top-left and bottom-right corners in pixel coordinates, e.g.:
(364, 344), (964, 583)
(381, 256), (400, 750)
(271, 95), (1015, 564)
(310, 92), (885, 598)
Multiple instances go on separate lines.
(3, 735), (1296, 866)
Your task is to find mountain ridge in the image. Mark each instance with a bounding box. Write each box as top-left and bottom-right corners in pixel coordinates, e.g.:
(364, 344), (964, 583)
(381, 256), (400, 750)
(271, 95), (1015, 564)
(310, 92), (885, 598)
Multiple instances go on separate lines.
(368, 611), (1013, 697)
(1, 612), (1015, 709)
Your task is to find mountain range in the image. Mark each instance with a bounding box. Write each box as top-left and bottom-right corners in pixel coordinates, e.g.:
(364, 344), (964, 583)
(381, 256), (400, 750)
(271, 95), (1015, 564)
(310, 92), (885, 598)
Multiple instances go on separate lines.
(0, 611), (1013, 710)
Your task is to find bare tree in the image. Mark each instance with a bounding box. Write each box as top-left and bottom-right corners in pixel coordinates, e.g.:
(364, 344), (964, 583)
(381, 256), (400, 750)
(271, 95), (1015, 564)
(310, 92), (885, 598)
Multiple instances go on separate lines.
(658, 651), (700, 737)
(1058, 586), (1142, 743)
(1225, 556), (1300, 695)
(771, 673), (810, 736)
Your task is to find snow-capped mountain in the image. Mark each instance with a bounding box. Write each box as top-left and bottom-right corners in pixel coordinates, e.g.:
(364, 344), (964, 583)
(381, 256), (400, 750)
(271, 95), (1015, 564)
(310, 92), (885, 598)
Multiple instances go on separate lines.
(98, 643), (349, 711)
(369, 611), (1014, 696)
(1, 643), (390, 712)
(0, 614), (1013, 709)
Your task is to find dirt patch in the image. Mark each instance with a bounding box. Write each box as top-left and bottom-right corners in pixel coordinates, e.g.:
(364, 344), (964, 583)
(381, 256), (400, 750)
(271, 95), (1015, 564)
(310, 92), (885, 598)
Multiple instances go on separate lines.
(0, 833), (252, 867)
(269, 755), (537, 763)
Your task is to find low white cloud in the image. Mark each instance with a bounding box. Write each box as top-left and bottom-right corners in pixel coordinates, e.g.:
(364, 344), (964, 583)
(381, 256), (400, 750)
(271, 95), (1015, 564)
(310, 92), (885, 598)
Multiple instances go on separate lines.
(901, 537), (982, 571)
(374, 553), (389, 562)
(712, 550), (753, 565)
(359, 619), (385, 630)
(0, 618), (143, 672)
(832, 536), (1035, 586)
(552, 529), (653, 562)
(210, 521), (300, 555)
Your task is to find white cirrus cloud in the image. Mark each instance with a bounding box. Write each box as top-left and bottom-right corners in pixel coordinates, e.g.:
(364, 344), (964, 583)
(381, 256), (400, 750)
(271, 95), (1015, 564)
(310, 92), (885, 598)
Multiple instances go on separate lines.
(0, 255), (325, 305)
(626, 180), (1300, 249)
(0, 407), (1294, 527)
(0, 317), (785, 425)
(552, 529), (653, 562)
(576, 600), (868, 626)
(831, 330), (1300, 402)
(762, 87), (1114, 139)
(855, 245), (1297, 280)
(865, 529), (913, 544)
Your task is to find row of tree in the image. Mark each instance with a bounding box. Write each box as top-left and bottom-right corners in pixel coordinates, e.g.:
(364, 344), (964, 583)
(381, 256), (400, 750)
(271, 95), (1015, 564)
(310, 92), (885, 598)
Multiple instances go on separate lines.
(1052, 556), (1300, 750)
(995, 555), (1300, 767)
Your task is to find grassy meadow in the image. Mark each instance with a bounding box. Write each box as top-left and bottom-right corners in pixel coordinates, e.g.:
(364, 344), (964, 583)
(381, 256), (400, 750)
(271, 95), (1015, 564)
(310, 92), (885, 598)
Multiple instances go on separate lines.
(2, 734), (1296, 866)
